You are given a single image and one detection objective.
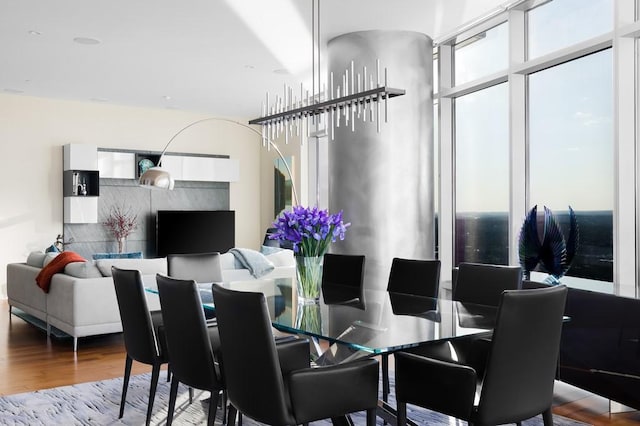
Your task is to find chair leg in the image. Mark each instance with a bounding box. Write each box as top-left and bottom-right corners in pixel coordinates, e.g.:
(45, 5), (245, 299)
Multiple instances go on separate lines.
(166, 377), (180, 426)
(189, 387), (194, 404)
(382, 354), (390, 402)
(542, 408), (554, 426)
(166, 363), (171, 382)
(366, 408), (376, 426)
(227, 404), (237, 426)
(397, 401), (407, 426)
(208, 390), (220, 426)
(221, 390), (227, 423)
(146, 363), (161, 426)
(119, 355), (133, 418)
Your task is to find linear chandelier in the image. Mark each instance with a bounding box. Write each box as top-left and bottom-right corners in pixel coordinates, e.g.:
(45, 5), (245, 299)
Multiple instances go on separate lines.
(248, 0), (405, 144)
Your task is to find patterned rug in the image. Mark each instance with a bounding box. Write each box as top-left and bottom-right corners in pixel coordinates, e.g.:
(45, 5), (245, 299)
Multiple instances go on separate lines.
(0, 372), (590, 425)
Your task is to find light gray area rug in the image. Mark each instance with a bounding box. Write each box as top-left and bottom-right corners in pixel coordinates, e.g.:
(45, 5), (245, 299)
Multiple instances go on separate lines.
(0, 372), (590, 425)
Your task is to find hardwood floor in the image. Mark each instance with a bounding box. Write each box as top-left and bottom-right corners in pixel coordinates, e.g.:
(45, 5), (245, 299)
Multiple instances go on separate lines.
(1, 298), (639, 425)
(0, 300), (155, 395)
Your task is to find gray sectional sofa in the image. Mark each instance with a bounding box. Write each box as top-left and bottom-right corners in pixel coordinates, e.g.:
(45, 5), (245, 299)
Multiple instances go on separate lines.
(7, 249), (295, 351)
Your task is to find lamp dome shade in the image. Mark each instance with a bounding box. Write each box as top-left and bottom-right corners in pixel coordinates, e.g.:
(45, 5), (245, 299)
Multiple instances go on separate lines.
(139, 166), (175, 190)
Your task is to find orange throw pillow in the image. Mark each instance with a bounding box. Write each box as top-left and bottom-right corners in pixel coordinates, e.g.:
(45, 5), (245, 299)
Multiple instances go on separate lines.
(35, 251), (86, 293)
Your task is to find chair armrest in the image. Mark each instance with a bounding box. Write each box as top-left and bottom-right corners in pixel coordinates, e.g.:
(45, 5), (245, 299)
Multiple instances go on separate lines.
(395, 351), (477, 421)
(276, 338), (310, 374)
(288, 358), (379, 424)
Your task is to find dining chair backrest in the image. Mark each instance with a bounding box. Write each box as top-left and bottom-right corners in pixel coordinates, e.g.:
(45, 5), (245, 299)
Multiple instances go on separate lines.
(453, 262), (522, 307)
(476, 285), (568, 425)
(387, 258), (441, 297)
(167, 252), (223, 283)
(321, 253), (366, 308)
(212, 284), (296, 425)
(112, 267), (160, 364)
(156, 274), (219, 391)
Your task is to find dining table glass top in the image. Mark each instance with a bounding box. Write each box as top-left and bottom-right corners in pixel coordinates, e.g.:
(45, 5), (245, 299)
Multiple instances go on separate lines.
(184, 276), (498, 356)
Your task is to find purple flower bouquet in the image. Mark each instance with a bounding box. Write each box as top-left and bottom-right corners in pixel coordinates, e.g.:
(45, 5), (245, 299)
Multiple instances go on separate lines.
(270, 206), (349, 302)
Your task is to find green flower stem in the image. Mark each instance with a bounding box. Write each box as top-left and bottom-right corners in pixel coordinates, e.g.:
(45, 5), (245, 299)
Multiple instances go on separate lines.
(295, 255), (323, 301)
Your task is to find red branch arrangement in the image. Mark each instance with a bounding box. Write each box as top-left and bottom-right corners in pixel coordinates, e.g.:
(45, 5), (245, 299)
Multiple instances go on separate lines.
(103, 205), (138, 240)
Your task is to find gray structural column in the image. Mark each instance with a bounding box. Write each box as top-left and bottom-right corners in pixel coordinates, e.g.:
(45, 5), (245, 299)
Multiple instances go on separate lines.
(328, 30), (434, 291)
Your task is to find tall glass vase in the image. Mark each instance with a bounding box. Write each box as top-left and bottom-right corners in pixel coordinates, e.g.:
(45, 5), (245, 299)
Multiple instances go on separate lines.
(117, 237), (126, 253)
(295, 255), (323, 304)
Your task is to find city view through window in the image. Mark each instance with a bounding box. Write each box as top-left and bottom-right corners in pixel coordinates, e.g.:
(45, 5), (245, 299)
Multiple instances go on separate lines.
(447, 0), (613, 283)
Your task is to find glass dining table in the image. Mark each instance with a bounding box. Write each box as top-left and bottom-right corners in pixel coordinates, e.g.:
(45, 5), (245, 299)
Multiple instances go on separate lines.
(155, 276), (499, 426)
(192, 278), (496, 353)
(147, 274), (498, 425)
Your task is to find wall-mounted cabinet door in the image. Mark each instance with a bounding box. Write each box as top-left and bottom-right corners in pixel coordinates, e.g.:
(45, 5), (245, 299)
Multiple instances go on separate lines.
(64, 144), (98, 170)
(160, 155), (184, 181)
(64, 197), (98, 223)
(98, 151), (136, 179)
(164, 155), (239, 182)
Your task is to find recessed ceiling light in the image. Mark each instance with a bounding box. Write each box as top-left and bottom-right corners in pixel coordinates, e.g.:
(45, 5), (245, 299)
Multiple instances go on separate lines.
(273, 69), (290, 75)
(73, 37), (101, 45)
(163, 95), (172, 101)
(90, 97), (109, 102)
(4, 88), (24, 94)
(245, 65), (255, 70)
(28, 30), (41, 36)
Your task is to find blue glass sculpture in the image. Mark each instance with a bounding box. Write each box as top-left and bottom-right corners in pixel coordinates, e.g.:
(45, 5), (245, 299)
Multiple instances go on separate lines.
(518, 205), (579, 284)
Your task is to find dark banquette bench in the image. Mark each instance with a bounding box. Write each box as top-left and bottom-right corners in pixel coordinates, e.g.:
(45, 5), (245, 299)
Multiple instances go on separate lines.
(524, 280), (640, 409)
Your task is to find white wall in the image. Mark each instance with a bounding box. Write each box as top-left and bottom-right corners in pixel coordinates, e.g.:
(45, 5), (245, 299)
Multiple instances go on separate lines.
(0, 93), (267, 297)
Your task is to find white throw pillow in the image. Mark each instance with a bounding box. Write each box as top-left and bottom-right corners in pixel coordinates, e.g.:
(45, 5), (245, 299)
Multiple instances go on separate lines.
(96, 257), (167, 277)
(265, 249), (294, 267)
(26, 251), (47, 268)
(42, 252), (60, 267)
(64, 261), (103, 279)
(219, 252), (238, 270)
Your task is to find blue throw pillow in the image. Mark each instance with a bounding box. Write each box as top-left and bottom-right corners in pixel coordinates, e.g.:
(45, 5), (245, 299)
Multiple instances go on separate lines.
(92, 251), (143, 260)
(260, 245), (285, 255)
(45, 244), (60, 253)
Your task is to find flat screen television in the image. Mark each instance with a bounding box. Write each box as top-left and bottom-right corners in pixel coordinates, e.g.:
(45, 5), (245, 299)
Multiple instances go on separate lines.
(156, 210), (235, 257)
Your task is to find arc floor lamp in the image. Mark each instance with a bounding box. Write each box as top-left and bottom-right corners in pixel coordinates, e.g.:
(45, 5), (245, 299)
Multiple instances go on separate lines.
(138, 117), (299, 206)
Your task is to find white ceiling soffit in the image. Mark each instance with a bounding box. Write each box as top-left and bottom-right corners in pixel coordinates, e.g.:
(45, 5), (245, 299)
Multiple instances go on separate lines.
(0, 0), (504, 118)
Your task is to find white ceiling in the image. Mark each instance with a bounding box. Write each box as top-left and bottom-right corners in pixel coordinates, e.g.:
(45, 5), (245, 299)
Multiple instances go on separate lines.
(0, 0), (504, 118)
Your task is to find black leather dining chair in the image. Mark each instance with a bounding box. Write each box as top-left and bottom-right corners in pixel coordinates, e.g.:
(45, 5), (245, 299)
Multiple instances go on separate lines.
(417, 262), (523, 378)
(387, 258), (441, 297)
(211, 283), (380, 426)
(156, 274), (226, 426)
(321, 253), (366, 309)
(381, 258), (441, 401)
(395, 285), (568, 426)
(112, 267), (168, 426)
(453, 262), (522, 306)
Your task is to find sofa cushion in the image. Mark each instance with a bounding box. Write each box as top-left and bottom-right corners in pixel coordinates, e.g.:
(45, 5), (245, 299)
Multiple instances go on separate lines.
(26, 251), (47, 268)
(64, 261), (103, 279)
(42, 252), (59, 267)
(35, 251), (86, 292)
(265, 249), (294, 267)
(95, 257), (167, 277)
(220, 252), (239, 270)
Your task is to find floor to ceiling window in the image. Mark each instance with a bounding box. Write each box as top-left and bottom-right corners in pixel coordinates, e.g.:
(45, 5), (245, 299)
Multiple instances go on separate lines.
(437, 0), (625, 292)
(451, 22), (509, 266)
(528, 50), (613, 282)
(454, 83), (509, 265)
